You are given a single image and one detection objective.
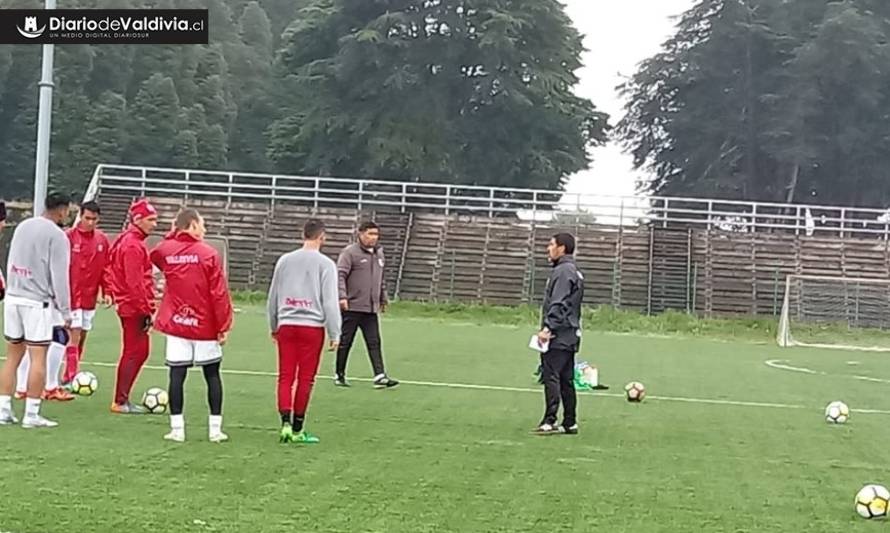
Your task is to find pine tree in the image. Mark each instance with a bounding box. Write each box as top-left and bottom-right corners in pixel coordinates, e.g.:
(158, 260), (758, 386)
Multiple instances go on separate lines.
(123, 74), (182, 167)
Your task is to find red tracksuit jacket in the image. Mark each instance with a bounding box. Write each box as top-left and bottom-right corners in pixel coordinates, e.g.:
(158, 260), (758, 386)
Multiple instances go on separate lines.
(149, 231), (233, 341)
(67, 226), (111, 311)
(107, 226), (155, 319)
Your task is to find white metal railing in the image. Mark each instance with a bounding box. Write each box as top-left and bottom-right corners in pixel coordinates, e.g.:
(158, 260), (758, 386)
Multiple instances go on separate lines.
(92, 164), (890, 238)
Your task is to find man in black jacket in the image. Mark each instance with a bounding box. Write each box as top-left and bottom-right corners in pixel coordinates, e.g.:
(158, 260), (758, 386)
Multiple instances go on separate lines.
(534, 233), (584, 435)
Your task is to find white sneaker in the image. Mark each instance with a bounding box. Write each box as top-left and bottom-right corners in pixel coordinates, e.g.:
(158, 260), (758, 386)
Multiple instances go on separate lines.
(21, 415), (58, 429)
(0, 410), (19, 425)
(163, 429), (186, 443)
(209, 431), (229, 443)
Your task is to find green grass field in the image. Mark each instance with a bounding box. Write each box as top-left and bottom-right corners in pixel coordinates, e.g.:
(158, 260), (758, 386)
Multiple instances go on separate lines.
(3, 305), (890, 532)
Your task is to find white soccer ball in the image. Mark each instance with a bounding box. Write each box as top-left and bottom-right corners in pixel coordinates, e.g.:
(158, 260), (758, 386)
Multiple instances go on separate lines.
(825, 401), (850, 424)
(142, 387), (169, 414)
(625, 381), (645, 402)
(70, 371), (98, 396)
(856, 484), (890, 519)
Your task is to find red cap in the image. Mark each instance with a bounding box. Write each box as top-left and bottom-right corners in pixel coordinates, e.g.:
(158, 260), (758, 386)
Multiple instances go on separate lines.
(129, 198), (157, 222)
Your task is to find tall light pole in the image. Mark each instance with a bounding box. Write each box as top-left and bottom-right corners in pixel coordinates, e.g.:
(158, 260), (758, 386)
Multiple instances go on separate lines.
(32, 0), (56, 217)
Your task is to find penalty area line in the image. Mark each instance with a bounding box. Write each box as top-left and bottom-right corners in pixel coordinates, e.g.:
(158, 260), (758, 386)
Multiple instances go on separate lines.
(68, 360), (890, 416)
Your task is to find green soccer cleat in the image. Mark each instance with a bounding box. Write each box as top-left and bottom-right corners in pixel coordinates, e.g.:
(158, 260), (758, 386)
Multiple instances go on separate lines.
(279, 423), (294, 443)
(291, 431), (320, 445)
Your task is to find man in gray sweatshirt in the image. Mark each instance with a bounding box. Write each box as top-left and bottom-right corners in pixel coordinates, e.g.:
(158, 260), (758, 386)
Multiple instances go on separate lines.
(267, 219), (341, 445)
(335, 221), (399, 389)
(0, 192), (72, 429)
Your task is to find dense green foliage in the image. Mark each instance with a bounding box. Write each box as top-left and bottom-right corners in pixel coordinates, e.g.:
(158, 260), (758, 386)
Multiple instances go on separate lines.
(0, 0), (605, 198)
(619, 0), (890, 206)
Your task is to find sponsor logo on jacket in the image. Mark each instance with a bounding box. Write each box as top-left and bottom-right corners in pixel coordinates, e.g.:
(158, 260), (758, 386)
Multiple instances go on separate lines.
(284, 297), (314, 309)
(10, 265), (32, 278)
(172, 305), (199, 327)
(165, 254), (200, 265)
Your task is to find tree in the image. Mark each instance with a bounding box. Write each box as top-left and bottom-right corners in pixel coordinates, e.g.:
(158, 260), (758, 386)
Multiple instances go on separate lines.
(268, 0), (608, 189)
(618, 0), (890, 207)
(228, 1), (276, 171)
(123, 74), (182, 167)
(67, 92), (127, 183)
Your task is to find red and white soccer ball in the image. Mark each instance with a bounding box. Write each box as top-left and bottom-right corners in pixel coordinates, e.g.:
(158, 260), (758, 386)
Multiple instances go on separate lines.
(855, 484), (890, 519)
(625, 381), (645, 402)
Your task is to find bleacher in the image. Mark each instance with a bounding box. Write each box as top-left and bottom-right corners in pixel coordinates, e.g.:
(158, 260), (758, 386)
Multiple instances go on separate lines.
(88, 163), (890, 317)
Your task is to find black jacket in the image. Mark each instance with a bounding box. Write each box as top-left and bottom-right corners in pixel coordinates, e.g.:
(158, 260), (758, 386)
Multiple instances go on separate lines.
(541, 255), (584, 351)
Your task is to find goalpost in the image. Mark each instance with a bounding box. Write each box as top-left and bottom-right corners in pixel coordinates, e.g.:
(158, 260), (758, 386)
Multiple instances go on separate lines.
(777, 274), (890, 352)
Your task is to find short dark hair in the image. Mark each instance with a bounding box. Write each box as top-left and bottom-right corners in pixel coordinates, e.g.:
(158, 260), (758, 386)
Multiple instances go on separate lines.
(303, 218), (326, 240)
(552, 233), (576, 255)
(80, 200), (101, 215)
(174, 208), (202, 230)
(0, 200), (6, 222)
(358, 221), (379, 233)
(45, 192), (71, 212)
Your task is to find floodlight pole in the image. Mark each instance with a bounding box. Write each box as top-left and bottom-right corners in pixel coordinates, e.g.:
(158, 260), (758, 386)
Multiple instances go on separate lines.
(32, 0), (57, 217)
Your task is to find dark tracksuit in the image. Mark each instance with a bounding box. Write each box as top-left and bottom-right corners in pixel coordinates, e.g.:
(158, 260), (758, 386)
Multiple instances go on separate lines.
(336, 243), (388, 378)
(540, 255), (585, 427)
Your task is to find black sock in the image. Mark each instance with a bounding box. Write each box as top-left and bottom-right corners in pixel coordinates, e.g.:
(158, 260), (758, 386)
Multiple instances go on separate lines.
(202, 362), (223, 416)
(280, 411), (292, 426)
(168, 366), (188, 416)
(293, 415), (305, 432)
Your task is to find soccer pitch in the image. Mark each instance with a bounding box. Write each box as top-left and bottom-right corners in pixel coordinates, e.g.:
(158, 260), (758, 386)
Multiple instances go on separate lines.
(2, 306), (890, 532)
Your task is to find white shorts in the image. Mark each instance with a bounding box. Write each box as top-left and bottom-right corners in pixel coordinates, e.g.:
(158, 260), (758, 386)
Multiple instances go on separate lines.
(70, 309), (96, 331)
(165, 335), (223, 367)
(3, 296), (61, 346)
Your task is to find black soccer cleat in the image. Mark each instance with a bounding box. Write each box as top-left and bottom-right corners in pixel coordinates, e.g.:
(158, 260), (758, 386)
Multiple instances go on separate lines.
(560, 424), (579, 435)
(334, 375), (351, 387)
(373, 375), (399, 389)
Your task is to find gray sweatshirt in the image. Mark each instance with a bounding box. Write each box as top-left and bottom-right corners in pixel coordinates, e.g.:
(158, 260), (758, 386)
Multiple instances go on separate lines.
(267, 248), (342, 341)
(6, 216), (71, 318)
(337, 243), (388, 314)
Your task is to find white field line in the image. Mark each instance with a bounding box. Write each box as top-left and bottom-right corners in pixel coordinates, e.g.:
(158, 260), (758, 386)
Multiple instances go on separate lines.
(765, 358), (890, 387)
(67, 360), (890, 416)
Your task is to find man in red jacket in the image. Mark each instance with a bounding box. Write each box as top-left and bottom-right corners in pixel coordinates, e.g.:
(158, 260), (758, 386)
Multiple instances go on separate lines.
(151, 208), (233, 442)
(61, 200), (111, 387)
(107, 198), (158, 414)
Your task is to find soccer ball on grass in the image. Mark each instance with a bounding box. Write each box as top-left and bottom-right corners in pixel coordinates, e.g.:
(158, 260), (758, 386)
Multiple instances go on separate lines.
(142, 387), (169, 414)
(625, 382), (645, 402)
(825, 401), (850, 424)
(855, 484), (890, 519)
(70, 371), (98, 396)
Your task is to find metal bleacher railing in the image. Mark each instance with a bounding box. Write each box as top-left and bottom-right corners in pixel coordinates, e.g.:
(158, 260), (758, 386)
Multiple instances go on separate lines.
(87, 164), (890, 238)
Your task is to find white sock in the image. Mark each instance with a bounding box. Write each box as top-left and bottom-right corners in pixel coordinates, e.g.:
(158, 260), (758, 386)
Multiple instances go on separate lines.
(170, 414), (185, 431)
(209, 415), (223, 434)
(0, 395), (11, 412)
(24, 398), (41, 419)
(16, 353), (30, 394)
(45, 342), (65, 391)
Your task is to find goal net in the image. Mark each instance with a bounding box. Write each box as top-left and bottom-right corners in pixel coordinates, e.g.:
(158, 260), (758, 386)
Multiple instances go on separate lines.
(777, 275), (890, 351)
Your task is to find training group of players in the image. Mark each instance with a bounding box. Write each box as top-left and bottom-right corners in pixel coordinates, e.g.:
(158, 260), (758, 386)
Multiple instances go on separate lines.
(0, 194), (405, 443)
(0, 193), (584, 442)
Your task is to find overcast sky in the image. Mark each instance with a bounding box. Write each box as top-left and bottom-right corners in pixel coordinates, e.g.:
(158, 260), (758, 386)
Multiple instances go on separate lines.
(562, 0), (695, 201)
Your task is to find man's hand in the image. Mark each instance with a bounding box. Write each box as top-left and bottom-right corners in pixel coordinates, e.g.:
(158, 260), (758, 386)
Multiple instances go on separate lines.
(101, 294), (113, 307)
(339, 299), (348, 312)
(270, 331), (278, 343)
(537, 328), (552, 346)
(142, 315), (153, 333)
(218, 331), (229, 346)
(380, 303), (387, 314)
(329, 340), (340, 351)
(63, 319), (72, 330)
